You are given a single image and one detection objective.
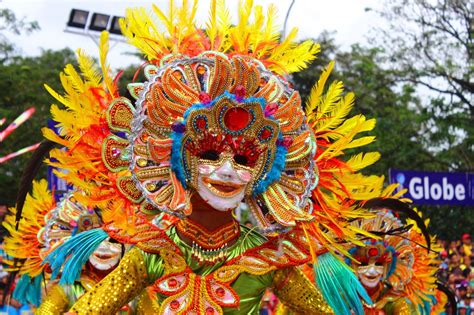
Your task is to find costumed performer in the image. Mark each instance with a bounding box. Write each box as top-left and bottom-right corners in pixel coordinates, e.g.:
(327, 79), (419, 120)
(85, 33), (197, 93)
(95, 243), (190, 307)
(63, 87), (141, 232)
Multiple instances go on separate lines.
(40, 0), (405, 314)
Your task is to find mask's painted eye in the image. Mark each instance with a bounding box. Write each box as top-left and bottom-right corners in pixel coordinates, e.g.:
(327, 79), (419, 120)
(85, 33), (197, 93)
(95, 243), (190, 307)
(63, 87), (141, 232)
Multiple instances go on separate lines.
(200, 150), (220, 161)
(59, 224), (69, 231)
(233, 154), (248, 166)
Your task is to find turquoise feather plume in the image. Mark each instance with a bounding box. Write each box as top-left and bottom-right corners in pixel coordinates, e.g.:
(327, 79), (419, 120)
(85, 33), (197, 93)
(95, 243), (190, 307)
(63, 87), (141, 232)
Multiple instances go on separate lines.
(418, 296), (432, 315)
(313, 252), (372, 315)
(12, 274), (42, 306)
(44, 228), (109, 285)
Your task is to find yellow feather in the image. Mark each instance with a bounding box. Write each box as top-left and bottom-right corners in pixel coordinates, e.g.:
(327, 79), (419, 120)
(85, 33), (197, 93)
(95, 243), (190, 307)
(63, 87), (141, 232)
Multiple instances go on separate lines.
(273, 40), (319, 73)
(77, 49), (101, 86)
(317, 80), (344, 118)
(345, 136), (376, 149)
(248, 5), (264, 54)
(216, 0), (231, 51)
(206, 0), (218, 48)
(255, 4), (279, 58)
(270, 27), (297, 58)
(346, 152), (381, 171)
(153, 2), (174, 36)
(313, 91), (355, 133)
(64, 64), (85, 93)
(99, 31), (116, 96)
(306, 61), (335, 118)
(41, 127), (70, 147)
(44, 84), (69, 107)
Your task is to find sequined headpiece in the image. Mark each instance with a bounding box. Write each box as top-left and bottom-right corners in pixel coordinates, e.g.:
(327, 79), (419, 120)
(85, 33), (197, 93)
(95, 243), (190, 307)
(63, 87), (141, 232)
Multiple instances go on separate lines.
(45, 0), (386, 247)
(349, 209), (441, 308)
(104, 51), (316, 229)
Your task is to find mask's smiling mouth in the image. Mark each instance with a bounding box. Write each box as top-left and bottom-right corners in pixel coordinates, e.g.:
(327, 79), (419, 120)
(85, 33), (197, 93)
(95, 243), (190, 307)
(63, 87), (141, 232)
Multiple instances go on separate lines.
(363, 274), (379, 281)
(93, 252), (116, 261)
(202, 177), (245, 197)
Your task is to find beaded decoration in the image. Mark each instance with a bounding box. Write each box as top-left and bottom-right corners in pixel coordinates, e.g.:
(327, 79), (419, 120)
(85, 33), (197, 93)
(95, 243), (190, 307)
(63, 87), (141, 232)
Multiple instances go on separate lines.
(45, 0), (390, 256)
(348, 210), (441, 311)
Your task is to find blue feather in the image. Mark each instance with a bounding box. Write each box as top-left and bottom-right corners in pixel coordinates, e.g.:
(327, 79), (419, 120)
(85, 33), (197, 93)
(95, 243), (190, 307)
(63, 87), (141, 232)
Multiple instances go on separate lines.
(12, 274), (43, 306)
(418, 296), (432, 315)
(170, 131), (187, 188)
(313, 252), (372, 315)
(44, 228), (108, 285)
(253, 144), (287, 195)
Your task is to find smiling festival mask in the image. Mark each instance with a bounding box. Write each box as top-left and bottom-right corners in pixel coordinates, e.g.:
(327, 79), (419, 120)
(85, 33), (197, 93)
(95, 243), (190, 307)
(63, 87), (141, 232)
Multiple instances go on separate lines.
(352, 243), (396, 289)
(104, 53), (318, 231)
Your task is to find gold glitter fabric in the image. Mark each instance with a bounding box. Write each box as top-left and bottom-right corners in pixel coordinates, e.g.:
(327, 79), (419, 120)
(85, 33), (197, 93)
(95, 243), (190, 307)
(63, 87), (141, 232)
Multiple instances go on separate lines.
(71, 247), (149, 314)
(134, 290), (161, 315)
(36, 284), (69, 314)
(272, 267), (334, 315)
(387, 298), (414, 315)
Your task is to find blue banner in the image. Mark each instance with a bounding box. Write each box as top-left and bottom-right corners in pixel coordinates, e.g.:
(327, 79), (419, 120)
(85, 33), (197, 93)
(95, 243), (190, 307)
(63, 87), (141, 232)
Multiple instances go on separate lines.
(47, 165), (73, 201)
(389, 169), (474, 206)
(46, 119), (73, 200)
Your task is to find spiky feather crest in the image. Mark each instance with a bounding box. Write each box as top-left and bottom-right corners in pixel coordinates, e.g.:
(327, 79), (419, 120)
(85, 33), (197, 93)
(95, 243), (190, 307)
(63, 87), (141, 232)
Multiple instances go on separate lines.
(119, 0), (320, 74)
(2, 180), (55, 277)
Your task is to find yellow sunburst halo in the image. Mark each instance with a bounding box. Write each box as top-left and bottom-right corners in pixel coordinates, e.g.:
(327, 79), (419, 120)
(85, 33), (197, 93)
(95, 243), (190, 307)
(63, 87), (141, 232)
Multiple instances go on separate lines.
(43, 0), (389, 254)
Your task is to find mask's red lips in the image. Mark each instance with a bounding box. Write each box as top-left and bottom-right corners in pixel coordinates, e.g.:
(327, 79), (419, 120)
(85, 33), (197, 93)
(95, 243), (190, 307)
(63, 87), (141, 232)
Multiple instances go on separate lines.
(202, 177), (244, 197)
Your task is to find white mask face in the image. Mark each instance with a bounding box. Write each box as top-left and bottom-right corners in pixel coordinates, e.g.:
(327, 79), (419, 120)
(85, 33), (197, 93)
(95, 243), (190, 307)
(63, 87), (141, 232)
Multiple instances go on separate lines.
(89, 239), (122, 271)
(197, 159), (252, 212)
(356, 262), (385, 288)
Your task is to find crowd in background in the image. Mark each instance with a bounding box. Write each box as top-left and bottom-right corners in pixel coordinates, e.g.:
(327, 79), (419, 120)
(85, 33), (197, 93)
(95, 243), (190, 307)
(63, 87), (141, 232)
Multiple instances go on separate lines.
(438, 234), (474, 314)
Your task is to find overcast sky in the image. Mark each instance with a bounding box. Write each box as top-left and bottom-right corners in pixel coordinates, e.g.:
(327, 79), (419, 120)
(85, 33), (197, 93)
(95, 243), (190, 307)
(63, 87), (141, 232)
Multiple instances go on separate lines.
(2, 0), (383, 69)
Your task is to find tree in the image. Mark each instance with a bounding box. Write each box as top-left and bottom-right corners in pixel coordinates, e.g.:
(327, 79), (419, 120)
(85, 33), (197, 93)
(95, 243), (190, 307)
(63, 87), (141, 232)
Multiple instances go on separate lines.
(368, 0), (473, 172)
(0, 8), (39, 63)
(0, 49), (77, 205)
(291, 32), (473, 239)
(292, 32), (441, 175)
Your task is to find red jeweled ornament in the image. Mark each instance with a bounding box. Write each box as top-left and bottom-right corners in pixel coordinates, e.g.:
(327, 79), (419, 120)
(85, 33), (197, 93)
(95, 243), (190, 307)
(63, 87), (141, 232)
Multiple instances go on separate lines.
(234, 85), (246, 99)
(281, 136), (293, 148)
(260, 128), (272, 140)
(215, 287), (226, 298)
(170, 300), (180, 310)
(368, 247), (379, 257)
(168, 278), (178, 288)
(224, 107), (251, 131)
(195, 117), (207, 130)
(205, 307), (215, 315)
(199, 92), (211, 104)
(111, 147), (121, 157)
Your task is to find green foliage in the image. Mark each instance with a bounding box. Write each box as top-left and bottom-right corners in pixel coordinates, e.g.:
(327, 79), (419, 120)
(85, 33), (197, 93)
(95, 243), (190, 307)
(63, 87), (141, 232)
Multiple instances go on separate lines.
(367, 0), (474, 240)
(293, 32), (442, 175)
(368, 0), (473, 172)
(0, 49), (77, 205)
(291, 32), (473, 239)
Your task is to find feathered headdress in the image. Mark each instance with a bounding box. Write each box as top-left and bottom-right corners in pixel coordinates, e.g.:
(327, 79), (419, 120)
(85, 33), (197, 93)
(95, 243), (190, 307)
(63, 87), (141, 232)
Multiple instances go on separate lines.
(44, 0), (386, 244)
(348, 207), (443, 314)
(3, 180), (55, 278)
(39, 1), (405, 313)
